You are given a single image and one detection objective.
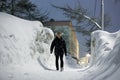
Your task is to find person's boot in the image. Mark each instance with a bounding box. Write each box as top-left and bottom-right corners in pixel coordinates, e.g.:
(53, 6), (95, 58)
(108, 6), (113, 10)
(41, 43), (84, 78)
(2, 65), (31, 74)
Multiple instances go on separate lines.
(56, 68), (59, 71)
(60, 67), (64, 72)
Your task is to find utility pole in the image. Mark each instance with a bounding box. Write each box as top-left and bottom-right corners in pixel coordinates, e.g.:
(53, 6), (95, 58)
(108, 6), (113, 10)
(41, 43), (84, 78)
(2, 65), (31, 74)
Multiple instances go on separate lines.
(101, 0), (104, 30)
(11, 0), (15, 15)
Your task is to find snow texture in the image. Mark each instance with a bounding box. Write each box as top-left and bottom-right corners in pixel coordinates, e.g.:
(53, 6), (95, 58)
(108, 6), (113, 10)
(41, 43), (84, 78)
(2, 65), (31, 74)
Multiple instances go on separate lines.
(0, 12), (120, 80)
(82, 30), (120, 80)
(0, 12), (54, 67)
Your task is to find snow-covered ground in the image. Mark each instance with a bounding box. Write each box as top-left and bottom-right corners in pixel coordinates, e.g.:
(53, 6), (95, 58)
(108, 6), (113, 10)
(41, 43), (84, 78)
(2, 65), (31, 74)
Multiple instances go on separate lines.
(0, 12), (120, 80)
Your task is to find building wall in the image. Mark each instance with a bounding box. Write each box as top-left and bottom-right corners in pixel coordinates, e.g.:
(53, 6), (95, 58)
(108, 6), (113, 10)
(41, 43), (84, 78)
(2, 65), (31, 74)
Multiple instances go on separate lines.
(47, 26), (71, 52)
(68, 22), (79, 59)
(44, 21), (80, 59)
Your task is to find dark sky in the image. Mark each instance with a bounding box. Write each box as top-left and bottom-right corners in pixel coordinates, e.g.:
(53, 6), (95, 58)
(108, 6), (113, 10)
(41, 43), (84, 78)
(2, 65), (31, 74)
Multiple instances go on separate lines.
(31, 0), (120, 32)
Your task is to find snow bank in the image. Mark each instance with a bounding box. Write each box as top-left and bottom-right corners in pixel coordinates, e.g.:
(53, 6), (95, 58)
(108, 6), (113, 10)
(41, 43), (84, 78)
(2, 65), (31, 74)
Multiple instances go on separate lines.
(0, 12), (81, 80)
(0, 12), (54, 68)
(1, 12), (120, 80)
(81, 30), (120, 80)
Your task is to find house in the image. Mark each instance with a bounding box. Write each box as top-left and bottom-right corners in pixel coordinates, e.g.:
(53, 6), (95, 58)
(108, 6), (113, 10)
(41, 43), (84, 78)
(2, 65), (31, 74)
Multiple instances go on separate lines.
(44, 20), (80, 59)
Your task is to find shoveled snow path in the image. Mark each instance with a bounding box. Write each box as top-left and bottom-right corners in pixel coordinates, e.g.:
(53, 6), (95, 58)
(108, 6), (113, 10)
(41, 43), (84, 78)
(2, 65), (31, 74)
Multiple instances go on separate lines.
(0, 58), (88, 80)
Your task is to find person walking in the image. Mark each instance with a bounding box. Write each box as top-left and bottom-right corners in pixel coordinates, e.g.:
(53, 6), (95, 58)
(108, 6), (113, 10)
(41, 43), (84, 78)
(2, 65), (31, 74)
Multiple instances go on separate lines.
(50, 32), (67, 71)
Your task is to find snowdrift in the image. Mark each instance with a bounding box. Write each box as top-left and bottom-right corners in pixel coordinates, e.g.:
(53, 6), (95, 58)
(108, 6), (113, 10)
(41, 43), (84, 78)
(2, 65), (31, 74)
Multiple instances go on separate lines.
(0, 12), (54, 68)
(0, 12), (120, 80)
(80, 30), (120, 80)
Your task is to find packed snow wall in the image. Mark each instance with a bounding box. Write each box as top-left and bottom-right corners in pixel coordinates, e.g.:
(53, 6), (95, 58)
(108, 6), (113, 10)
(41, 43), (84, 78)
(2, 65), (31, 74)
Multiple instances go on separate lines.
(81, 30), (120, 80)
(0, 12), (54, 68)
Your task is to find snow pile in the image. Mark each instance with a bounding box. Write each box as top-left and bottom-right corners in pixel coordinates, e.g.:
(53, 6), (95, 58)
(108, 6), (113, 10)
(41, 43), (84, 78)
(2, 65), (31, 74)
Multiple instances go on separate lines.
(0, 12), (120, 80)
(0, 12), (54, 68)
(81, 30), (120, 80)
(0, 12), (81, 80)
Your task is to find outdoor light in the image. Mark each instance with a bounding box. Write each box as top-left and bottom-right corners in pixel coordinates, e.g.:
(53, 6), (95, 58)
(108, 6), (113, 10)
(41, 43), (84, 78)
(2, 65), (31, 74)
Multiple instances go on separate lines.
(86, 54), (91, 57)
(81, 61), (85, 65)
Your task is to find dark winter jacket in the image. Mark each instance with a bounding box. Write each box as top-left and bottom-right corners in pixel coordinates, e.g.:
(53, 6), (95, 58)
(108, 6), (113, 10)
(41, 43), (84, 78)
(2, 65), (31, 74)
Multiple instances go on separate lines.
(50, 37), (67, 56)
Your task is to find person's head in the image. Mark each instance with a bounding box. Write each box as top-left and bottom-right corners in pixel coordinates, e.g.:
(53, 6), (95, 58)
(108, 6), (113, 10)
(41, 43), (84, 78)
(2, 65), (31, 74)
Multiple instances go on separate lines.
(56, 32), (62, 39)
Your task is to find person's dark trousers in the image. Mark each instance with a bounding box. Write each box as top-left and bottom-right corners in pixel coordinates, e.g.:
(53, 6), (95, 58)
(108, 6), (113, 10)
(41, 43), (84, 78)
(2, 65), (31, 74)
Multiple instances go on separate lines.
(55, 54), (64, 70)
